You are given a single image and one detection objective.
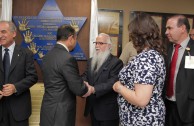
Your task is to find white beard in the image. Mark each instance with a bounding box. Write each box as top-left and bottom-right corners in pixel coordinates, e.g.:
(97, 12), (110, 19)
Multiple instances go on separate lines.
(91, 49), (110, 73)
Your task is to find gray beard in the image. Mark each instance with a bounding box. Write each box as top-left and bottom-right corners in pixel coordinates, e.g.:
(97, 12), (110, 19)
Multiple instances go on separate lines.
(91, 50), (110, 73)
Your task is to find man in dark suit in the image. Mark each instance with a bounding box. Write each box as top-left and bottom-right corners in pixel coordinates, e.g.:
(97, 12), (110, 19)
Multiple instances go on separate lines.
(0, 21), (38, 126)
(165, 15), (194, 126)
(82, 33), (123, 126)
(40, 24), (90, 126)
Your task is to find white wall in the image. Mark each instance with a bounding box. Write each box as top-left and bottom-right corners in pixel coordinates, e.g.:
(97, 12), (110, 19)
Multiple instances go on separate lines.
(98, 0), (194, 46)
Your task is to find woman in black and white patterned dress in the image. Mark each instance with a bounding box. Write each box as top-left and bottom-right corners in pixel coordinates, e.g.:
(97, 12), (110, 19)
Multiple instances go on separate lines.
(113, 13), (166, 126)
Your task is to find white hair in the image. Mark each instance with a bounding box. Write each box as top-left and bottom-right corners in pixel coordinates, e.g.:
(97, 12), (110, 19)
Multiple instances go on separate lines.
(91, 47), (110, 73)
(98, 33), (112, 45)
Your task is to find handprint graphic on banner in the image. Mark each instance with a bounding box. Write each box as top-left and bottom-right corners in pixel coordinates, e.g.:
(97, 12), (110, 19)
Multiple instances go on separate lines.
(13, 0), (87, 65)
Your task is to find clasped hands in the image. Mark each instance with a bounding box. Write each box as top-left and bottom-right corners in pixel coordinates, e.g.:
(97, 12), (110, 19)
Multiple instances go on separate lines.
(0, 84), (16, 98)
(82, 81), (95, 98)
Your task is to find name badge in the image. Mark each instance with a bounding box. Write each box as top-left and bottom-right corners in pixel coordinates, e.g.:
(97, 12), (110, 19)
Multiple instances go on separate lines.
(185, 56), (194, 69)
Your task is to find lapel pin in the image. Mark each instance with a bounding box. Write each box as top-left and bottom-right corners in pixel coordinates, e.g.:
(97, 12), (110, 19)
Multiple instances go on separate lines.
(186, 47), (191, 59)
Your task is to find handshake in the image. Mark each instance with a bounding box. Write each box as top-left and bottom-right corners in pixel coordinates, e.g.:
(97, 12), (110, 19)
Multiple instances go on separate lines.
(82, 81), (95, 98)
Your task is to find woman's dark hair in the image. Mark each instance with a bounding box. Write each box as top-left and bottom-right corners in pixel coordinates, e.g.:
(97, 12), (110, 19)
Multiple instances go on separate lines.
(128, 12), (165, 55)
(57, 24), (75, 41)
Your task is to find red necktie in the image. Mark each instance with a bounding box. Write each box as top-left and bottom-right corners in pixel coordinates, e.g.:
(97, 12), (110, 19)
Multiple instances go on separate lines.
(167, 44), (180, 97)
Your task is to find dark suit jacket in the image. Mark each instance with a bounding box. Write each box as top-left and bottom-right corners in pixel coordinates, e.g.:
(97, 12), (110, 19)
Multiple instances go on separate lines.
(82, 54), (123, 121)
(0, 45), (38, 121)
(166, 38), (194, 123)
(40, 44), (88, 126)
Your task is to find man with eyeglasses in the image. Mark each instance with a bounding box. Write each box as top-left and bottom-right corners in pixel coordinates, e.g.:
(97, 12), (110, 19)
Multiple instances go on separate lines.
(82, 33), (123, 126)
(189, 28), (194, 40)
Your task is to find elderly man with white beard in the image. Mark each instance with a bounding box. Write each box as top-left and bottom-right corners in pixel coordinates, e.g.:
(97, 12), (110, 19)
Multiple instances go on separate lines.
(82, 33), (123, 126)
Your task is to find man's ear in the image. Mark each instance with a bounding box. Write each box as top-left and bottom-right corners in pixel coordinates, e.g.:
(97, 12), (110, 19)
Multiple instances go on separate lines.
(68, 35), (73, 42)
(13, 31), (17, 38)
(181, 25), (186, 33)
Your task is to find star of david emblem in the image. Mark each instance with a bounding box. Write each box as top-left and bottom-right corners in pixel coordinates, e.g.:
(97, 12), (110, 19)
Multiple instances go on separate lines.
(13, 0), (87, 65)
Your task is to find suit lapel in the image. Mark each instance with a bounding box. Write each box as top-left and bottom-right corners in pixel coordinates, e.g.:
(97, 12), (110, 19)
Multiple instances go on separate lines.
(9, 45), (20, 74)
(179, 39), (192, 70)
(94, 54), (112, 83)
(0, 46), (3, 72)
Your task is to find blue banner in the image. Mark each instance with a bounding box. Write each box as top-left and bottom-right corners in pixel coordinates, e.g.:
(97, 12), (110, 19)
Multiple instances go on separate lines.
(13, 0), (87, 65)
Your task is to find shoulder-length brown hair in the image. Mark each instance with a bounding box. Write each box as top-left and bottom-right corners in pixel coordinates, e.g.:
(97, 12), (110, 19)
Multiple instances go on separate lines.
(128, 12), (165, 55)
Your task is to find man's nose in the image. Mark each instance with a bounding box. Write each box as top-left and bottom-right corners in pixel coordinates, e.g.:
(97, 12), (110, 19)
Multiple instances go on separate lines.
(95, 43), (99, 47)
(165, 30), (168, 35)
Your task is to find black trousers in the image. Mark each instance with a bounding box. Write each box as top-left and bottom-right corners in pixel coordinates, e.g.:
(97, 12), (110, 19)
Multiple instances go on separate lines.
(0, 98), (28, 126)
(165, 99), (194, 126)
(90, 110), (119, 126)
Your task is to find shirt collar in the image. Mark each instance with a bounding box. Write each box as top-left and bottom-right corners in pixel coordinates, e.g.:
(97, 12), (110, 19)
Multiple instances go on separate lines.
(2, 42), (15, 53)
(173, 36), (190, 49)
(57, 41), (69, 52)
(180, 36), (190, 49)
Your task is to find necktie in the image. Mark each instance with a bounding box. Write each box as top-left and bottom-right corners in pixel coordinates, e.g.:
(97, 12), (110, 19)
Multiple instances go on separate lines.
(3, 48), (10, 83)
(167, 44), (180, 97)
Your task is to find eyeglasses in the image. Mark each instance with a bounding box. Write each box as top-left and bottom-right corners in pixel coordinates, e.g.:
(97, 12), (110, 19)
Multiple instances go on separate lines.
(93, 42), (108, 45)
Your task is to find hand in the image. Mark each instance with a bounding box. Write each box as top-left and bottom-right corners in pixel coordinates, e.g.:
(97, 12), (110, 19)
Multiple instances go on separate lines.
(70, 20), (79, 33)
(2, 84), (16, 96)
(85, 81), (95, 94)
(28, 42), (38, 54)
(0, 92), (3, 100)
(23, 30), (34, 43)
(82, 82), (94, 97)
(18, 18), (30, 31)
(0, 89), (3, 99)
(113, 81), (123, 93)
(0, 90), (3, 95)
(38, 51), (44, 58)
